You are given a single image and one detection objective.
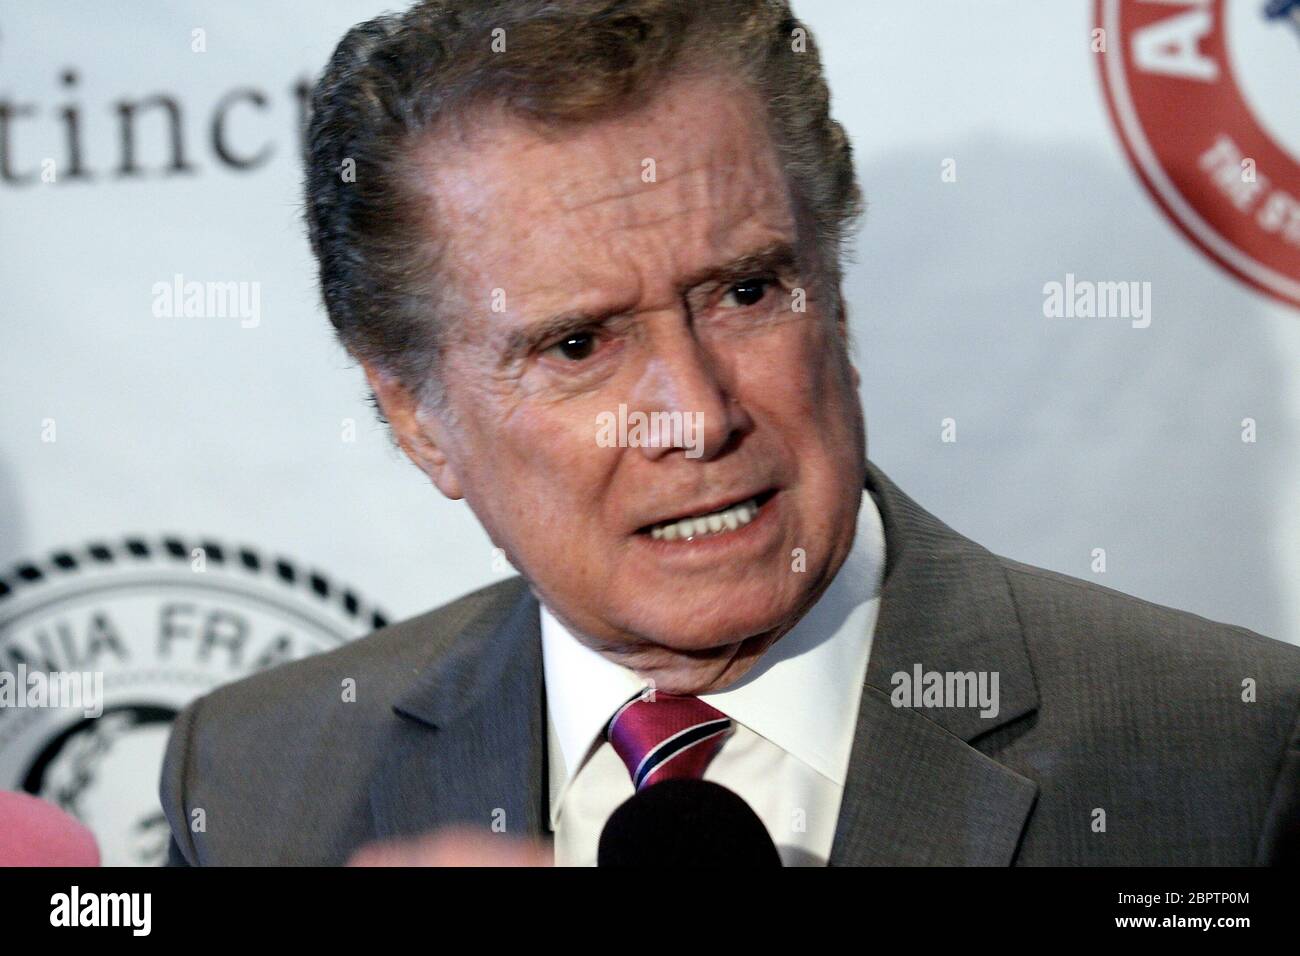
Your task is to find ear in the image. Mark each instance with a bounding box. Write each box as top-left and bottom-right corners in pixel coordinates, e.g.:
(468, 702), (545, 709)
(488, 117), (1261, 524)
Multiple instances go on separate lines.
(361, 360), (465, 500)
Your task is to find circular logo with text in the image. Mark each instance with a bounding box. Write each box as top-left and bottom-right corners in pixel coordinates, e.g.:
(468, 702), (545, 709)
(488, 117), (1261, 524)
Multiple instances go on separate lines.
(0, 536), (386, 866)
(1096, 0), (1300, 308)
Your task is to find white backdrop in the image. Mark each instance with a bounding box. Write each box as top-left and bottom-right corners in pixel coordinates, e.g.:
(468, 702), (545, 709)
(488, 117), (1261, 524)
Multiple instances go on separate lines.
(1, 1), (1297, 863)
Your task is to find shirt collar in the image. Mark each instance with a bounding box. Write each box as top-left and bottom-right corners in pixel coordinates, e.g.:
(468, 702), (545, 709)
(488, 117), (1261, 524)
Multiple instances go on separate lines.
(540, 488), (887, 826)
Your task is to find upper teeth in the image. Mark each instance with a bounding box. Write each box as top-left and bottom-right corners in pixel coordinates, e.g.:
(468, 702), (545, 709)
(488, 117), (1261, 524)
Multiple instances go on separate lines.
(650, 498), (759, 541)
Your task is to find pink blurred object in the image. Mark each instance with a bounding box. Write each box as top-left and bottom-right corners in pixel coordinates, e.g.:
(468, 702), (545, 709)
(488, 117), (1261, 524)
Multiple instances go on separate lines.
(0, 791), (100, 866)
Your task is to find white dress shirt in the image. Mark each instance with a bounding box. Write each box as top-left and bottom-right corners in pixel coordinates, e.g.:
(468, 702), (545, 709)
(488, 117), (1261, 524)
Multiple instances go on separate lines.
(540, 489), (887, 866)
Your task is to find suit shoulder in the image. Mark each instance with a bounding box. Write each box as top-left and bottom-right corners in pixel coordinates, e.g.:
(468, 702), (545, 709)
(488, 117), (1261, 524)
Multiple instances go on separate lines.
(159, 575), (530, 863)
(996, 556), (1300, 742)
(181, 575), (528, 723)
(997, 556), (1299, 668)
(990, 556), (1300, 863)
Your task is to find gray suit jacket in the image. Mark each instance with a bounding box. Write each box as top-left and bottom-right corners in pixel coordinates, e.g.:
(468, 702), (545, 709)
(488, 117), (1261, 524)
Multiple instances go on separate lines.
(160, 461), (1300, 865)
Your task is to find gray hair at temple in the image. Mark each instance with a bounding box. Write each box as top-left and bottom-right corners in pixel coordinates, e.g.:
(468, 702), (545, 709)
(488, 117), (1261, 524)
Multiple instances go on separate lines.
(302, 0), (863, 409)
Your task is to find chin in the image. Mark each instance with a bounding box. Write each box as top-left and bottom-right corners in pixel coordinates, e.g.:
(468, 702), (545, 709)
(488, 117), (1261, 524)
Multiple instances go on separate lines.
(619, 587), (804, 652)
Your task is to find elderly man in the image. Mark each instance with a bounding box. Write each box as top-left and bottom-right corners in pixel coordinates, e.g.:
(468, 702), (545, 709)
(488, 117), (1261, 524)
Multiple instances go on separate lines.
(160, 0), (1300, 866)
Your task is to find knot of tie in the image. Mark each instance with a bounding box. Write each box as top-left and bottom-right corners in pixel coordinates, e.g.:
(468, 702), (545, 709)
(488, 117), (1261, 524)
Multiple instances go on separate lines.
(605, 692), (732, 790)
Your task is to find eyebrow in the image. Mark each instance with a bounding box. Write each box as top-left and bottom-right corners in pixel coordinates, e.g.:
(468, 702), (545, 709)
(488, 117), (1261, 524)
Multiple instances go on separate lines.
(499, 240), (800, 364)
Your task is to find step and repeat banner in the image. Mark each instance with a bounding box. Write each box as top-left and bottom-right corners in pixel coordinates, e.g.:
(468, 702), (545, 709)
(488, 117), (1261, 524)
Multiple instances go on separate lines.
(1, 1), (1297, 864)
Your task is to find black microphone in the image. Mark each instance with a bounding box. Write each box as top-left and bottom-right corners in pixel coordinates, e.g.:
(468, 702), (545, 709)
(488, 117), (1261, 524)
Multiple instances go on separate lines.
(597, 779), (783, 866)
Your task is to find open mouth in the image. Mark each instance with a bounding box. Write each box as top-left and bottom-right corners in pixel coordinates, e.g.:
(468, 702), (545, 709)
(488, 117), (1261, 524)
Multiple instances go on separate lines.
(638, 489), (778, 542)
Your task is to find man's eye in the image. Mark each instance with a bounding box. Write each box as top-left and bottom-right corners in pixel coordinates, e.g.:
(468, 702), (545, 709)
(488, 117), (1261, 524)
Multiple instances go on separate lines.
(720, 277), (773, 308)
(544, 330), (598, 362)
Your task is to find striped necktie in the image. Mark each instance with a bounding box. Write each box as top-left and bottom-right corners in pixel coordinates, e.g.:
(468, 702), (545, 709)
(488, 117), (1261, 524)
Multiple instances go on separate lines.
(605, 692), (732, 790)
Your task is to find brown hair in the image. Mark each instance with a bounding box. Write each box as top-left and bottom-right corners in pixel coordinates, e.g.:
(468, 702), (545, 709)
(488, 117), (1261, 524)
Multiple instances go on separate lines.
(303, 0), (862, 406)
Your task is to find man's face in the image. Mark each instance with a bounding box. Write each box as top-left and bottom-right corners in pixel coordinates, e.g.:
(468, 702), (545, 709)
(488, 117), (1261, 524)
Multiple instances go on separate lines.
(396, 74), (866, 689)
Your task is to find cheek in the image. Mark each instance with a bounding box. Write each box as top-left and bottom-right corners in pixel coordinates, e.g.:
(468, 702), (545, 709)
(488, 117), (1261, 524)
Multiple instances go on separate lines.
(455, 396), (622, 538)
(740, 321), (855, 434)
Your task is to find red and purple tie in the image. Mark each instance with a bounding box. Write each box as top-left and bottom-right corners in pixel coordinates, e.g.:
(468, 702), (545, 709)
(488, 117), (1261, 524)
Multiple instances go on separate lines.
(606, 692), (733, 790)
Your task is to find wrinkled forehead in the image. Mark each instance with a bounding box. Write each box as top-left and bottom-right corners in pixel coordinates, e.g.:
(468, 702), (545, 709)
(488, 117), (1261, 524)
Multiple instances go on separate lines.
(407, 74), (799, 293)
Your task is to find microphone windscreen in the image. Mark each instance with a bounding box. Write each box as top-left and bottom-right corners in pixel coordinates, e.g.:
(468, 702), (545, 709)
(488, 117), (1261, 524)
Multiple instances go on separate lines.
(598, 779), (782, 867)
(0, 790), (101, 867)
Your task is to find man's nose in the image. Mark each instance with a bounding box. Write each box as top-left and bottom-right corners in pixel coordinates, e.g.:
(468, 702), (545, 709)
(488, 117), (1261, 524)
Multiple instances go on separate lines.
(631, 320), (750, 462)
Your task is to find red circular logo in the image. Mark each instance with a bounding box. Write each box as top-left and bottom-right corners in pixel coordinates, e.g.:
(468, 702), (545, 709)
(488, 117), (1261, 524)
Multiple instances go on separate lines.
(1096, 0), (1300, 309)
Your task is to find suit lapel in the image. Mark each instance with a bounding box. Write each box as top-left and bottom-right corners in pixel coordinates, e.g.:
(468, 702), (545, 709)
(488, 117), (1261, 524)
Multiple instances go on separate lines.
(829, 687), (1038, 864)
(829, 462), (1040, 865)
(369, 580), (551, 845)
